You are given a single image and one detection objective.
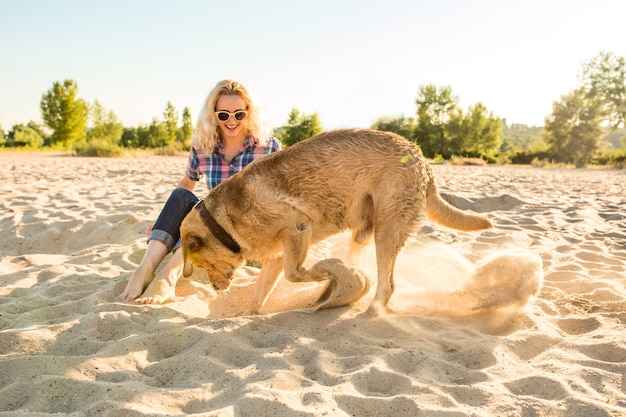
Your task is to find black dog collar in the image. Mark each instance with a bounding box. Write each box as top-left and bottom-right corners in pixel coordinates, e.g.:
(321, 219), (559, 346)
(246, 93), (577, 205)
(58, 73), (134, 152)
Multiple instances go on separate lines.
(194, 201), (241, 254)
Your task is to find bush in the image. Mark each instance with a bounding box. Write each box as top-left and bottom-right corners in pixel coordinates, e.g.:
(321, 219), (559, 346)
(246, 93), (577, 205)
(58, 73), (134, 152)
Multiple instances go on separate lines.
(450, 156), (488, 166)
(432, 154), (445, 164)
(530, 158), (574, 168)
(591, 148), (626, 167)
(74, 139), (125, 157)
(153, 144), (187, 156)
(495, 153), (512, 165)
(5, 125), (44, 148)
(510, 150), (551, 165)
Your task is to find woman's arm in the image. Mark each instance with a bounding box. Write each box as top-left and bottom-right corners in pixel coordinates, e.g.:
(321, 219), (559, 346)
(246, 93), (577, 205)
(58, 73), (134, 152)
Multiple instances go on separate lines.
(177, 175), (197, 192)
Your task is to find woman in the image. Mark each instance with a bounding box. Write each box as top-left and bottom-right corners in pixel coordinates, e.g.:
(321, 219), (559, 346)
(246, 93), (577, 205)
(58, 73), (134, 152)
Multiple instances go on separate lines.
(119, 80), (281, 304)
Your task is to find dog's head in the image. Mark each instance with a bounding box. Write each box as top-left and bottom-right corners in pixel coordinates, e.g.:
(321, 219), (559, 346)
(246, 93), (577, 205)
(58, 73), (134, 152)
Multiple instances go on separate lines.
(180, 206), (245, 291)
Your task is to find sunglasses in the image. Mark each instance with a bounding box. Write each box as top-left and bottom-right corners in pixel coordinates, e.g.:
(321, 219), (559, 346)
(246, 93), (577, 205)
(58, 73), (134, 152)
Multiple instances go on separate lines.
(215, 110), (247, 122)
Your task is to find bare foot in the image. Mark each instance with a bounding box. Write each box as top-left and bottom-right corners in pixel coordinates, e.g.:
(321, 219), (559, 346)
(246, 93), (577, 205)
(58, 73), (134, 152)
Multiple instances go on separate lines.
(119, 267), (154, 302)
(135, 277), (177, 304)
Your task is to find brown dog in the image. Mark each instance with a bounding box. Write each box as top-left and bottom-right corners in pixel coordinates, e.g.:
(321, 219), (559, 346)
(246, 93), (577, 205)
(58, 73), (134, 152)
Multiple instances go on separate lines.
(180, 128), (492, 315)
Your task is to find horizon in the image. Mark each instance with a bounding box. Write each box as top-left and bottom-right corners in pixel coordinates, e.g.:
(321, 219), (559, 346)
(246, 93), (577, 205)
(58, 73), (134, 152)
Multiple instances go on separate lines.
(1, 0), (625, 132)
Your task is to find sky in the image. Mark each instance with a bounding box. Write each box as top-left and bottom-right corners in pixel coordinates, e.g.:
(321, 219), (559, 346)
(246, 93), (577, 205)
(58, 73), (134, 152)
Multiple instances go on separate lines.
(1, 0), (625, 132)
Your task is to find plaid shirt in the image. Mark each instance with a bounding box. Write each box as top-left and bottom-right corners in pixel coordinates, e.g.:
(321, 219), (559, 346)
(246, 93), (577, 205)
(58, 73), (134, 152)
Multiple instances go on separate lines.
(186, 136), (282, 190)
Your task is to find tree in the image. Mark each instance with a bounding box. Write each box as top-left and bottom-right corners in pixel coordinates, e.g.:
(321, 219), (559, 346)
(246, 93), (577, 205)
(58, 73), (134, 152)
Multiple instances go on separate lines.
(371, 116), (416, 141)
(580, 51), (625, 129)
(6, 124), (44, 148)
(26, 121), (49, 144)
(276, 109), (323, 147)
(40, 79), (88, 148)
(148, 118), (169, 147)
(88, 100), (123, 144)
(413, 84), (502, 159)
(121, 125), (150, 148)
(444, 110), (466, 156)
(414, 84), (460, 158)
(543, 88), (604, 167)
(601, 128), (626, 149)
(458, 103), (502, 157)
(163, 101), (179, 146)
(500, 123), (543, 153)
(180, 107), (193, 147)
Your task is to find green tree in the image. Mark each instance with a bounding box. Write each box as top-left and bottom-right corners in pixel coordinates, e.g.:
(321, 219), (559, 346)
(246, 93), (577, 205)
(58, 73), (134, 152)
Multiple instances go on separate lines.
(371, 116), (416, 141)
(26, 121), (49, 144)
(501, 123), (543, 152)
(180, 107), (193, 147)
(6, 124), (44, 148)
(276, 109), (323, 147)
(121, 127), (137, 148)
(163, 101), (179, 146)
(121, 125), (150, 148)
(88, 100), (123, 143)
(601, 128), (626, 149)
(40, 79), (88, 148)
(580, 51), (625, 129)
(445, 110), (466, 156)
(148, 118), (169, 147)
(458, 103), (502, 157)
(414, 84), (460, 158)
(543, 88), (604, 167)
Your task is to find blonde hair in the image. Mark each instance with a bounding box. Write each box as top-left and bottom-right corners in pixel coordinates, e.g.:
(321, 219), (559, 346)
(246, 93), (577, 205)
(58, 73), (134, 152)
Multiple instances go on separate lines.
(192, 80), (272, 153)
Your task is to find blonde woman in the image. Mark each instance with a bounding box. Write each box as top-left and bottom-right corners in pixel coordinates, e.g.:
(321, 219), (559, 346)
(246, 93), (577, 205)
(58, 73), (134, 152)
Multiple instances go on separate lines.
(120, 80), (281, 304)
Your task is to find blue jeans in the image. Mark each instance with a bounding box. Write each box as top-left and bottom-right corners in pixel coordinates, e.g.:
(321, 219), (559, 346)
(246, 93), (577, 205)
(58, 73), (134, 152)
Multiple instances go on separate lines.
(148, 188), (200, 252)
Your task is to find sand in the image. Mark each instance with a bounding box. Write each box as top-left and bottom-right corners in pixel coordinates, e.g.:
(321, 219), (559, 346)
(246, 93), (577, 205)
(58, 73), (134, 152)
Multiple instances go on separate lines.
(1, 153), (625, 417)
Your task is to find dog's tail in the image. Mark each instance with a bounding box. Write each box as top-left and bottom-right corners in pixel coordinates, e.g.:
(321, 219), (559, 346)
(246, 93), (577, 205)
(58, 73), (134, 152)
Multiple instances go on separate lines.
(424, 165), (493, 232)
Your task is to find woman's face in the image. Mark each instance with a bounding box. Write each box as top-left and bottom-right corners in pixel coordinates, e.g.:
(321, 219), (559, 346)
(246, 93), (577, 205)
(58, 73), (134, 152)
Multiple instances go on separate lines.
(215, 94), (247, 141)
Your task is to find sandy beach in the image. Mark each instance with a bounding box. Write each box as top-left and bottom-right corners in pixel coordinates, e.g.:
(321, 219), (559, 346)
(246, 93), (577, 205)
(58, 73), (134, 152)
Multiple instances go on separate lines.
(1, 153), (625, 416)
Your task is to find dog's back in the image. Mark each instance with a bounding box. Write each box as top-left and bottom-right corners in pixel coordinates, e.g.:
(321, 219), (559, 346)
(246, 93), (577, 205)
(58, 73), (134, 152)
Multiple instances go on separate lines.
(258, 128), (425, 191)
(245, 129), (428, 233)
(211, 128), (489, 241)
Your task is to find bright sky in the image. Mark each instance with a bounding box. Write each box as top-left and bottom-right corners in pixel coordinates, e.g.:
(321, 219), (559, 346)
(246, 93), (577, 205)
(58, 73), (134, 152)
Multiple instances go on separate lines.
(1, 0), (624, 132)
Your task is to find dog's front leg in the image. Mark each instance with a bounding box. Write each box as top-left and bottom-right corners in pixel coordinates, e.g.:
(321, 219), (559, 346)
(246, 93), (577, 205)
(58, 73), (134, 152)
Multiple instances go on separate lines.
(250, 255), (284, 315)
(282, 222), (332, 284)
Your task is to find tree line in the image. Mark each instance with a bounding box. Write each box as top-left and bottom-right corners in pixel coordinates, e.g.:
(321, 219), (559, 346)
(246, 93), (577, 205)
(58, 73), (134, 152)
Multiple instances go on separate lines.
(368, 51), (625, 167)
(1, 51), (624, 166)
(1, 79), (195, 156)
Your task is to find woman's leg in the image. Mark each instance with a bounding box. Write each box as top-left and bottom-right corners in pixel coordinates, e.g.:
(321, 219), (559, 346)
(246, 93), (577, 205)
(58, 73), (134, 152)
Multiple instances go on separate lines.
(119, 188), (199, 302)
(135, 248), (185, 304)
(119, 239), (169, 302)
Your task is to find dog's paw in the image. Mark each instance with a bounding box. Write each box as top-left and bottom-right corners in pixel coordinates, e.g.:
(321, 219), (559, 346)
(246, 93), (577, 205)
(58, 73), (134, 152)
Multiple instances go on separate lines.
(311, 258), (370, 310)
(209, 276), (232, 291)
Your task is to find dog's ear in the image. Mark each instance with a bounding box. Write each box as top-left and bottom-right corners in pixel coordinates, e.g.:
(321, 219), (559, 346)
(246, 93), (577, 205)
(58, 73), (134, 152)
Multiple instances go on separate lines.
(182, 252), (193, 277)
(182, 235), (202, 277)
